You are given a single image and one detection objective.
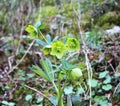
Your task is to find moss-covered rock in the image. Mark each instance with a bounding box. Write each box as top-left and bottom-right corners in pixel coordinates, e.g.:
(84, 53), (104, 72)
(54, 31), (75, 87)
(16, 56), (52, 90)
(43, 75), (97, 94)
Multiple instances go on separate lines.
(96, 11), (120, 29)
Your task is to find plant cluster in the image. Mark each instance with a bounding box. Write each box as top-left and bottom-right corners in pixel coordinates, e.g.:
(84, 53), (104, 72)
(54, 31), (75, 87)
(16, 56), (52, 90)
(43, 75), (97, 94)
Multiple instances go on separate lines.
(0, 0), (120, 106)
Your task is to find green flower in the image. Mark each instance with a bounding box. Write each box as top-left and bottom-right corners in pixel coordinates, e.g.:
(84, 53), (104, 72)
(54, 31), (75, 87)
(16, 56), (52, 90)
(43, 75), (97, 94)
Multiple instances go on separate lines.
(66, 38), (80, 52)
(50, 41), (66, 59)
(25, 25), (38, 39)
(42, 45), (51, 55)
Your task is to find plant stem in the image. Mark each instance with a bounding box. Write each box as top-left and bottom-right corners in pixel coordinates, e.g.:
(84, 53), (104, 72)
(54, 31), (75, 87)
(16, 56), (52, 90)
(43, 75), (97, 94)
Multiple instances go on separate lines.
(39, 31), (48, 44)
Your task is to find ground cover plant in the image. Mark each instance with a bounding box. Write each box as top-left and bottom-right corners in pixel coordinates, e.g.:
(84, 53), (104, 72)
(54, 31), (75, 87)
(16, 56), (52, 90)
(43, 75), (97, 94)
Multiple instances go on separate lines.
(0, 0), (120, 106)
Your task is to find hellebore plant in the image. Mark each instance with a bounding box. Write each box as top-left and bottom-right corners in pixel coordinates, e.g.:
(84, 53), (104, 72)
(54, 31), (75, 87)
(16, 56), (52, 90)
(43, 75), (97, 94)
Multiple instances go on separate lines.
(26, 23), (82, 106)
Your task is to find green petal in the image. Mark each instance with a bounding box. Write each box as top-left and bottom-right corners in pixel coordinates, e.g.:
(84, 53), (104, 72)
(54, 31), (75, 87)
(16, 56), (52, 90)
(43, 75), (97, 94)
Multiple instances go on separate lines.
(56, 52), (64, 59)
(50, 41), (66, 59)
(42, 46), (51, 55)
(66, 38), (80, 52)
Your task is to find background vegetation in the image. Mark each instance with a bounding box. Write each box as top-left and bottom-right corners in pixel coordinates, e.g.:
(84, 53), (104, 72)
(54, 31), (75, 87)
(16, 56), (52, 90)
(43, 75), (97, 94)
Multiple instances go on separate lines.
(0, 0), (120, 106)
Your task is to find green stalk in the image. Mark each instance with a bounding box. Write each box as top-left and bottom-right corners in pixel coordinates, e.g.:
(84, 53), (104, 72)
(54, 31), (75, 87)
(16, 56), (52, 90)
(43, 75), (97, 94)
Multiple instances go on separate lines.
(39, 31), (48, 44)
(52, 81), (63, 106)
(58, 73), (64, 106)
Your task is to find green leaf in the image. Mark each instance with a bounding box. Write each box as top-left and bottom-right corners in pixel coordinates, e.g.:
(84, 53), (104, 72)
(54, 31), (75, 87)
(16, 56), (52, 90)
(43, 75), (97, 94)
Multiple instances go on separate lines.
(2, 101), (9, 105)
(99, 71), (109, 79)
(35, 21), (42, 31)
(102, 84), (112, 91)
(8, 102), (15, 106)
(40, 59), (54, 82)
(64, 85), (73, 95)
(49, 96), (58, 106)
(46, 34), (51, 44)
(52, 36), (59, 42)
(88, 79), (98, 87)
(77, 87), (84, 95)
(32, 65), (50, 82)
(61, 60), (76, 71)
(27, 73), (35, 78)
(93, 96), (109, 105)
(37, 97), (44, 103)
(36, 39), (47, 46)
(25, 94), (32, 101)
(103, 75), (111, 84)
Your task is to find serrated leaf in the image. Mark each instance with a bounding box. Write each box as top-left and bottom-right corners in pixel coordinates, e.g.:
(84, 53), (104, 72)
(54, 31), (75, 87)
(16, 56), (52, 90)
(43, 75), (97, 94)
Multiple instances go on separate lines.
(32, 65), (50, 82)
(61, 60), (76, 71)
(40, 59), (54, 82)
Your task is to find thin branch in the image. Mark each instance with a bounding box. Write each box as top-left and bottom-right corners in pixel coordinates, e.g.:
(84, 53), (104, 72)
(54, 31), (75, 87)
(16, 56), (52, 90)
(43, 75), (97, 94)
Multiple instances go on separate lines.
(72, 1), (93, 106)
(8, 39), (36, 74)
(113, 82), (120, 94)
(66, 51), (79, 61)
(16, 21), (25, 54)
(24, 84), (49, 99)
(24, 84), (54, 105)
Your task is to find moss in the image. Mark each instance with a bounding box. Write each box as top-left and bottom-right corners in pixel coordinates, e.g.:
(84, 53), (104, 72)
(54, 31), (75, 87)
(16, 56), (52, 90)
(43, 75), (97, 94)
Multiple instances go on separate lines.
(34, 2), (120, 34)
(81, 12), (92, 30)
(35, 6), (59, 22)
(102, 23), (114, 30)
(58, 3), (80, 35)
(60, 3), (77, 19)
(41, 6), (59, 18)
(41, 0), (54, 6)
(34, 6), (59, 34)
(96, 11), (120, 29)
